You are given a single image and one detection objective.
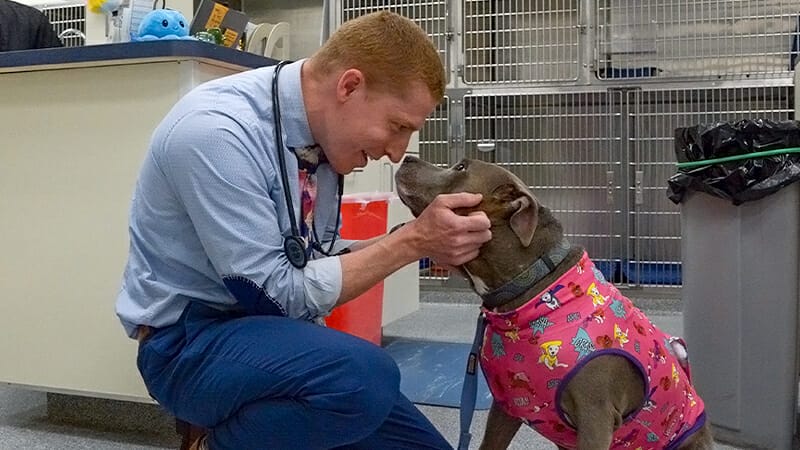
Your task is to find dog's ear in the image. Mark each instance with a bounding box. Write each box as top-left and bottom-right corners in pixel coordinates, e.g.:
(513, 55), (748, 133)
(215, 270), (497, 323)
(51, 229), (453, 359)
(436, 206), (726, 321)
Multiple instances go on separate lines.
(492, 182), (539, 247)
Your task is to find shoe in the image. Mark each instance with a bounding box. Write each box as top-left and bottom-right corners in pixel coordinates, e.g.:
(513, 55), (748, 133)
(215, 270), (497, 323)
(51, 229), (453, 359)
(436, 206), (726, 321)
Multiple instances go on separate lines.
(176, 418), (207, 450)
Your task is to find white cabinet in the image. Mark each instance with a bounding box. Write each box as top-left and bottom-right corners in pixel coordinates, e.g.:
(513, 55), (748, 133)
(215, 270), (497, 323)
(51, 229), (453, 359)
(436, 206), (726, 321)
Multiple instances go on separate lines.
(0, 55), (257, 403)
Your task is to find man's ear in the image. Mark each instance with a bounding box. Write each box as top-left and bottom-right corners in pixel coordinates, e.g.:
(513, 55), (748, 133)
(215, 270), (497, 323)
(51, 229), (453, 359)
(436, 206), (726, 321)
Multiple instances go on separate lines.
(337, 68), (364, 102)
(493, 182), (539, 247)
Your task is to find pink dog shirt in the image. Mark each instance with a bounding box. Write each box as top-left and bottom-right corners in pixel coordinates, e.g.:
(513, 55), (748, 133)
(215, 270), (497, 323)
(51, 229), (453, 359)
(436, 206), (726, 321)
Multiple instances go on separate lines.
(480, 253), (706, 449)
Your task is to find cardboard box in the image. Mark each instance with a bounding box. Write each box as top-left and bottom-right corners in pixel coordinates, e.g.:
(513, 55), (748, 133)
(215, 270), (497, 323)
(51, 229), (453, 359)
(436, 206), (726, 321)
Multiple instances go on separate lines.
(189, 0), (248, 47)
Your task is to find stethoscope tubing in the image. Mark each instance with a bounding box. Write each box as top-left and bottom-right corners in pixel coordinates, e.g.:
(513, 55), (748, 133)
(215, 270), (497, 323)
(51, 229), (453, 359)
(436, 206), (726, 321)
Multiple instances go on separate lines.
(271, 61), (343, 269)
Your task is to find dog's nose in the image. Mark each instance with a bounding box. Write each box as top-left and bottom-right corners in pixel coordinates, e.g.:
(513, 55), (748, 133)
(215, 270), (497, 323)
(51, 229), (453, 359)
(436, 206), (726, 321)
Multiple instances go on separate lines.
(402, 155), (420, 165)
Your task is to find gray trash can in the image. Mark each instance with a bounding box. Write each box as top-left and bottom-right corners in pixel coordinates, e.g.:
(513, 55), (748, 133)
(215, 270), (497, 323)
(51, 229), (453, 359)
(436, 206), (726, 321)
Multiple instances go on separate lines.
(671, 119), (800, 449)
(681, 186), (800, 449)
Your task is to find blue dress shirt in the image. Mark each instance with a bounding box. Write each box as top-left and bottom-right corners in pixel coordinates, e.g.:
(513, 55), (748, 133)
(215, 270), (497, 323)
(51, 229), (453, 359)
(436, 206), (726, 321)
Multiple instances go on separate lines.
(116, 60), (350, 337)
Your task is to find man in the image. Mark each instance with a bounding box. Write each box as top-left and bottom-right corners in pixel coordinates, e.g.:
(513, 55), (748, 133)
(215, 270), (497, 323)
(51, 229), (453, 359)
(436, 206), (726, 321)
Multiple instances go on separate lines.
(116, 10), (491, 450)
(0, 0), (63, 51)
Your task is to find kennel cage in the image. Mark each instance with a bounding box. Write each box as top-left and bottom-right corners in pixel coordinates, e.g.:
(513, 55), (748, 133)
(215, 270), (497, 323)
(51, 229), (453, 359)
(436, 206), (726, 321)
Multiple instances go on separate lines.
(333, 0), (798, 293)
(339, 0), (584, 86)
(40, 2), (86, 47)
(462, 91), (624, 284)
(339, 0), (450, 84)
(461, 0), (582, 84)
(417, 84), (795, 289)
(340, 0), (800, 86)
(597, 0), (800, 81)
(625, 84), (795, 286)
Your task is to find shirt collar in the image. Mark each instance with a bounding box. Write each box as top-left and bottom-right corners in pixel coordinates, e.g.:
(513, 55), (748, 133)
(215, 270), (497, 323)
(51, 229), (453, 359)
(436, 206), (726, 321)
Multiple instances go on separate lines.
(295, 144), (327, 173)
(276, 58), (316, 150)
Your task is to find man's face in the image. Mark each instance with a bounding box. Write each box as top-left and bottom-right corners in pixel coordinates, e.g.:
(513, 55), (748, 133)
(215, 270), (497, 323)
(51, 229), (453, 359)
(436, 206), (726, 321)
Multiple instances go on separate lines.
(324, 78), (438, 174)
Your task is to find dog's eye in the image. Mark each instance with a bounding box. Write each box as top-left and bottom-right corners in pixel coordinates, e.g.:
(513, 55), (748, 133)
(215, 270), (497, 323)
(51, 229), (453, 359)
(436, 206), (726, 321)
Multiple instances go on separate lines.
(453, 163), (466, 171)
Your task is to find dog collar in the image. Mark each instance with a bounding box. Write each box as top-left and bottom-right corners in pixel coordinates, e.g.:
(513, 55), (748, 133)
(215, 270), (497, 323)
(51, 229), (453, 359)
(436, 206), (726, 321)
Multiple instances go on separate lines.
(479, 238), (572, 309)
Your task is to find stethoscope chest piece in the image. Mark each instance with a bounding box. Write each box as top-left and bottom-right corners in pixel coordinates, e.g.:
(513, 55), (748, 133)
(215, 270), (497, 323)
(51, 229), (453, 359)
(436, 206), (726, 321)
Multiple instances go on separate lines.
(272, 60), (342, 270)
(284, 235), (308, 269)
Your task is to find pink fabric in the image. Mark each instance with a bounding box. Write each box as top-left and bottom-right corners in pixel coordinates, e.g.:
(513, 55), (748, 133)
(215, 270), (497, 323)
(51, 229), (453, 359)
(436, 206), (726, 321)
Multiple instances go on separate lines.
(480, 253), (705, 449)
(298, 169), (317, 247)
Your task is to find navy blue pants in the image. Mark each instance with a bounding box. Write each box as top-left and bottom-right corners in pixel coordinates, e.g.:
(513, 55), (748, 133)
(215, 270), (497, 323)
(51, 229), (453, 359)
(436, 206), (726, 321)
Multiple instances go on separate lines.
(137, 302), (452, 450)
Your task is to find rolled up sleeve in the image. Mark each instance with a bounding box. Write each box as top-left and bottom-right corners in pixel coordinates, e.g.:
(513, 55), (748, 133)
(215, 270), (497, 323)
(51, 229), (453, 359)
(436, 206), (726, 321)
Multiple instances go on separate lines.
(302, 256), (342, 316)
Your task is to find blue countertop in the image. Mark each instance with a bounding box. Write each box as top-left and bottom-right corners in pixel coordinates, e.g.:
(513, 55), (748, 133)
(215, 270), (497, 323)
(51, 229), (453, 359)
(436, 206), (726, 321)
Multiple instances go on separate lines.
(0, 40), (279, 71)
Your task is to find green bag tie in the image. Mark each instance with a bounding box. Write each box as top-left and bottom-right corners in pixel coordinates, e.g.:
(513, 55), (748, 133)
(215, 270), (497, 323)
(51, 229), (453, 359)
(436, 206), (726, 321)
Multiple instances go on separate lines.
(676, 147), (800, 170)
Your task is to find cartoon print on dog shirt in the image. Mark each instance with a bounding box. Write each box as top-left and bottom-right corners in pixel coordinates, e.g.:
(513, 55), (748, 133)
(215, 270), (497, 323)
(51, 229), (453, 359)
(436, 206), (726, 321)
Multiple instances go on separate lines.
(590, 308), (605, 324)
(587, 282), (608, 307)
(570, 328), (595, 360)
(614, 323), (630, 347)
(592, 265), (608, 284)
(538, 286), (564, 310)
(480, 253), (706, 450)
(490, 332), (506, 357)
(530, 316), (555, 335)
(567, 282), (584, 298)
(505, 327), (522, 343)
(538, 340), (569, 370)
(610, 298), (627, 319)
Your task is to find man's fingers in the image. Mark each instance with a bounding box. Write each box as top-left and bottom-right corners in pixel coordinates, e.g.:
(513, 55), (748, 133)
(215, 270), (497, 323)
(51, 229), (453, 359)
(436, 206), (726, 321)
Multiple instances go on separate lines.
(448, 249), (481, 267)
(464, 211), (491, 231)
(438, 229), (491, 262)
(456, 229), (492, 250)
(430, 233), (488, 267)
(414, 193), (491, 267)
(471, 229), (493, 245)
(434, 192), (483, 209)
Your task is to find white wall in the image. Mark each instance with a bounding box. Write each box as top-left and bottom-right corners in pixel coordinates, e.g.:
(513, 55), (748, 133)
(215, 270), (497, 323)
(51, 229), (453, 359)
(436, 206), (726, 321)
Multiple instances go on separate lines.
(243, 0), (325, 60)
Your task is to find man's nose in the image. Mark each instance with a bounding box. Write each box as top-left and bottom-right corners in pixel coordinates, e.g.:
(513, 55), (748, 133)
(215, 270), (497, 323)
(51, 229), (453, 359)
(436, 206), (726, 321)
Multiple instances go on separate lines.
(386, 146), (406, 163)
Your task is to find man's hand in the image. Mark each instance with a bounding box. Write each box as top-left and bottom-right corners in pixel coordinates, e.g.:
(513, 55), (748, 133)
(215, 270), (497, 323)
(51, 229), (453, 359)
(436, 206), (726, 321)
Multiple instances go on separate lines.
(404, 192), (492, 267)
(336, 192), (490, 305)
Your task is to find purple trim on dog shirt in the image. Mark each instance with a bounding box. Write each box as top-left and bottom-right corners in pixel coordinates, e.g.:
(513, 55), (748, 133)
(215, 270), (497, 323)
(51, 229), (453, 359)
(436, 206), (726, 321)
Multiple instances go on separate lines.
(665, 412), (707, 450)
(554, 348), (650, 428)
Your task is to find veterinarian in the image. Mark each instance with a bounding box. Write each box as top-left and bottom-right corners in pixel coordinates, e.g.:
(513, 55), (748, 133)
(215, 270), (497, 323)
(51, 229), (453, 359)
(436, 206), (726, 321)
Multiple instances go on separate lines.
(116, 10), (491, 450)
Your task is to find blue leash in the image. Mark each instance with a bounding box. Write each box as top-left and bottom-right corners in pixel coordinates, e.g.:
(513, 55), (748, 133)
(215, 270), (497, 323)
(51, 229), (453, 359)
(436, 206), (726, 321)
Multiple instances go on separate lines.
(457, 313), (487, 450)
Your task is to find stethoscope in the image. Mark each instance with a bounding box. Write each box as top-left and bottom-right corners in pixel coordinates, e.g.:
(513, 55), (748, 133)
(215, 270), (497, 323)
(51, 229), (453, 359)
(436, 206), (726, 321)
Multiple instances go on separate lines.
(272, 61), (344, 269)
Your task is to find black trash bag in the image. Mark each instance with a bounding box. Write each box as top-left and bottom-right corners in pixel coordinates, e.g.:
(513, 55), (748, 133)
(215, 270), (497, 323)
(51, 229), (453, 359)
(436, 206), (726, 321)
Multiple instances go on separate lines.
(667, 119), (800, 205)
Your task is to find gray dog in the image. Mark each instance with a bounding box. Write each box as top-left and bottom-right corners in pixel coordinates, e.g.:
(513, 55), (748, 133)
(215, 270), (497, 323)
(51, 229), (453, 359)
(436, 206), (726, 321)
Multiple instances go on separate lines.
(396, 156), (713, 450)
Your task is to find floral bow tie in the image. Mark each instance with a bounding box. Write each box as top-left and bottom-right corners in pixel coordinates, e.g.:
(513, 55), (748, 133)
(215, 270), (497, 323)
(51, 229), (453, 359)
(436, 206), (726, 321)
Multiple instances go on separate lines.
(295, 144), (325, 251)
(295, 144), (326, 174)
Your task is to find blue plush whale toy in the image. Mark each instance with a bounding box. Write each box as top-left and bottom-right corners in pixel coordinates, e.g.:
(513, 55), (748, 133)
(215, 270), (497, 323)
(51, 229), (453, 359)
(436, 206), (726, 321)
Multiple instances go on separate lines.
(133, 9), (196, 41)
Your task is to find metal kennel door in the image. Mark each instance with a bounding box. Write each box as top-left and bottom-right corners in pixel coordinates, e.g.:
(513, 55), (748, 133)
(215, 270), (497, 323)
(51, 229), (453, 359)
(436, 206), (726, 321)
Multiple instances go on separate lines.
(625, 83), (795, 290)
(597, 0), (800, 81)
(339, 0), (451, 84)
(462, 0), (582, 84)
(461, 91), (625, 281)
(41, 3), (86, 47)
